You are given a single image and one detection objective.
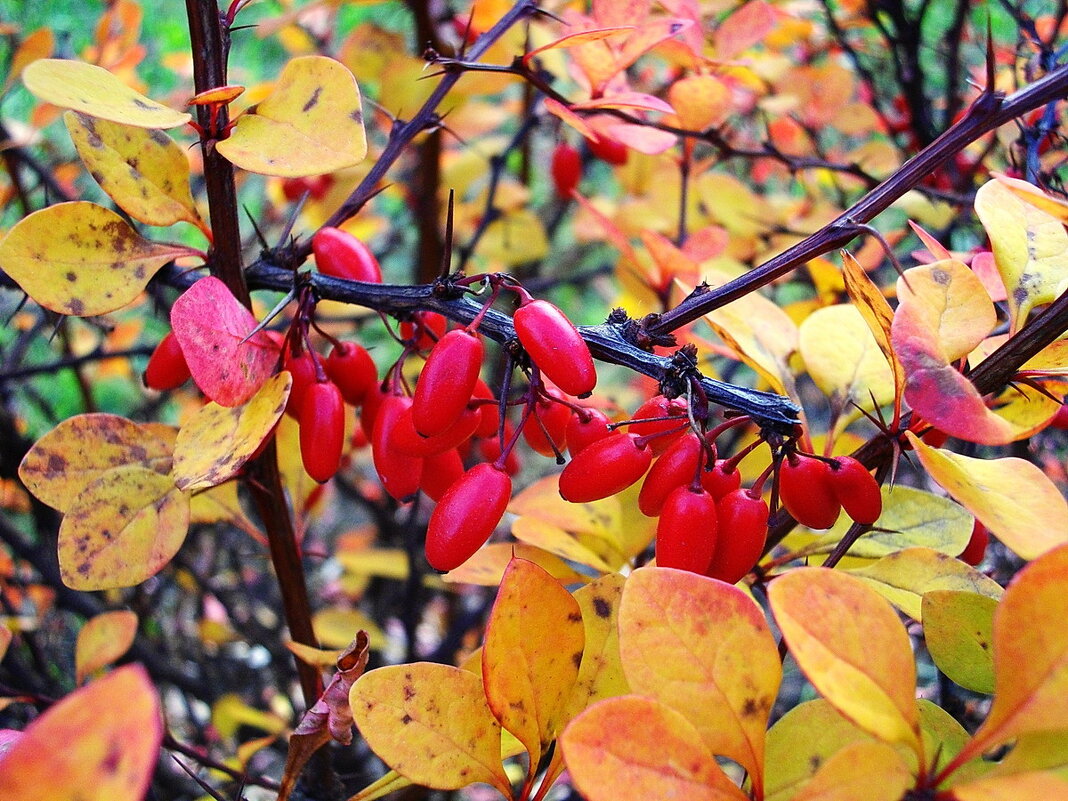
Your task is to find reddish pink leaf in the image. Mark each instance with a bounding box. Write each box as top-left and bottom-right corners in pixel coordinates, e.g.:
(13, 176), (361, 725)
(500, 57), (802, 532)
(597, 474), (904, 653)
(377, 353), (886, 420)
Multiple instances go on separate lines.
(714, 1), (776, 60)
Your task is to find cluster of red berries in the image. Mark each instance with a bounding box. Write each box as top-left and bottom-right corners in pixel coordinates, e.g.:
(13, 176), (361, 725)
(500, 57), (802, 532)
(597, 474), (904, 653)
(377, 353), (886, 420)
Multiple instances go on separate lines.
(550, 134), (630, 198)
(778, 452), (883, 530)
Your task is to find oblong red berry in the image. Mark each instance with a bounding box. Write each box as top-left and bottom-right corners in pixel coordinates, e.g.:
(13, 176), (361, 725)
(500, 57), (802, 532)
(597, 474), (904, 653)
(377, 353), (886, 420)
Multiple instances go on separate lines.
(523, 397), (571, 457)
(299, 382), (345, 483)
(826, 456), (882, 524)
(551, 143), (581, 197)
(471, 379), (500, 438)
(371, 394), (424, 501)
(588, 134), (628, 165)
(420, 448), (465, 503)
(425, 463), (512, 571)
(284, 351), (319, 418)
(656, 486), (718, 573)
(707, 490), (769, 584)
(479, 422), (521, 476)
(638, 433), (703, 517)
(958, 520), (989, 566)
(400, 311), (447, 351)
(324, 341), (377, 407)
(628, 395), (688, 455)
(559, 433), (652, 503)
(390, 406), (481, 458)
(700, 459), (742, 500)
(566, 407), (613, 455)
(312, 227), (383, 283)
(412, 329), (484, 437)
(513, 299), (596, 397)
(778, 455), (841, 530)
(143, 331), (191, 391)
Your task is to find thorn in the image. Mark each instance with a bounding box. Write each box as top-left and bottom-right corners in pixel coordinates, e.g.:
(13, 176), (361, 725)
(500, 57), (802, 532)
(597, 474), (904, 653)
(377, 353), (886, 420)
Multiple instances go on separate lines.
(440, 189), (455, 280)
(985, 14), (996, 94)
(238, 287), (297, 345)
(171, 757), (230, 801)
(244, 204), (269, 250)
(277, 190), (309, 247)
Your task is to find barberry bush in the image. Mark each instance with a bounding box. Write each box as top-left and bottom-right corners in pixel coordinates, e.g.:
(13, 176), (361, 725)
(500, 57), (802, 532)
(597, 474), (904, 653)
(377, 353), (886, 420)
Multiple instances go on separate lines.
(2, 1), (1068, 799)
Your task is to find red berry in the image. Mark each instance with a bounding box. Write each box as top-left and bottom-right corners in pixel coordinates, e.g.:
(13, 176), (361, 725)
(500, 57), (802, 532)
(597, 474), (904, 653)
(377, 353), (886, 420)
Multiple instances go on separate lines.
(324, 341), (377, 407)
(359, 384), (387, 440)
(566, 407), (613, 455)
(312, 227), (383, 283)
(827, 456), (882, 525)
(479, 422), (522, 476)
(523, 397), (571, 457)
(472, 379), (500, 439)
(656, 486), (718, 573)
(1049, 402), (1068, 430)
(412, 329), (484, 437)
(551, 143), (582, 197)
(958, 520), (989, 566)
(284, 351), (319, 418)
(638, 433), (703, 517)
(588, 134), (628, 165)
(707, 490), (768, 584)
(628, 395), (688, 455)
(371, 394), (424, 501)
(144, 332), (191, 391)
(425, 463), (512, 571)
(701, 459), (742, 500)
(390, 405), (481, 458)
(299, 382), (345, 483)
(420, 448), (465, 503)
(400, 311), (447, 351)
(559, 433), (652, 503)
(778, 455), (841, 530)
(513, 299), (597, 397)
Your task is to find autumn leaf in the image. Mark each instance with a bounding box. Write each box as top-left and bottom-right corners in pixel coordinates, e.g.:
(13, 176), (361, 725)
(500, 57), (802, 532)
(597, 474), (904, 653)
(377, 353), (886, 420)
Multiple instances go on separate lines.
(0, 665), (162, 801)
(946, 771), (1068, 799)
(441, 542), (589, 586)
(1, 27), (54, 96)
(565, 572), (629, 720)
(216, 56), (367, 177)
(0, 202), (197, 316)
(799, 303), (896, 410)
(842, 251), (904, 418)
(792, 741), (913, 801)
(75, 610), (138, 684)
(922, 590), (997, 694)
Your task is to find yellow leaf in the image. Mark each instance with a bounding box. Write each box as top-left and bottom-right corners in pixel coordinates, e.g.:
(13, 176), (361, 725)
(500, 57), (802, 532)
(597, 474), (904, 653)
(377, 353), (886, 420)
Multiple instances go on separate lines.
(619, 567), (781, 793)
(189, 480), (263, 542)
(19, 413), (171, 513)
(312, 608), (385, 651)
(799, 303), (896, 409)
(668, 74), (731, 130)
(350, 663), (511, 795)
(948, 771), (1068, 800)
(560, 696), (748, 801)
(478, 209), (550, 266)
(846, 546), (1002, 621)
(216, 56), (367, 177)
(65, 112), (202, 228)
(565, 573), (630, 720)
(841, 251), (904, 413)
(769, 568), (922, 758)
(58, 465), (190, 590)
(905, 433), (1068, 560)
(347, 771), (412, 801)
(211, 694), (289, 741)
(482, 558), (584, 774)
(985, 730), (1068, 779)
(285, 641), (344, 669)
(922, 590), (997, 694)
(792, 741), (913, 801)
(75, 610), (138, 684)
(0, 202), (196, 316)
(0, 665), (161, 801)
(172, 372), (291, 491)
(975, 177), (1068, 332)
(22, 59), (189, 128)
(338, 548), (410, 581)
(441, 542), (588, 586)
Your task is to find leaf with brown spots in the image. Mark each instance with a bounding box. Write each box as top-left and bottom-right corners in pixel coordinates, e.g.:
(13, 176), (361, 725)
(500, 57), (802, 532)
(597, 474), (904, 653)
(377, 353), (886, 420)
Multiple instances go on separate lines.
(791, 741), (913, 801)
(22, 58), (189, 128)
(58, 465), (189, 590)
(216, 55), (367, 177)
(19, 413), (172, 513)
(769, 568), (923, 761)
(75, 610), (138, 685)
(0, 664), (162, 801)
(482, 558), (584, 780)
(618, 567), (781, 797)
(921, 590), (996, 694)
(350, 663), (511, 796)
(0, 202), (199, 316)
(560, 695), (748, 801)
(170, 276), (279, 407)
(65, 111), (204, 229)
(172, 372), (290, 491)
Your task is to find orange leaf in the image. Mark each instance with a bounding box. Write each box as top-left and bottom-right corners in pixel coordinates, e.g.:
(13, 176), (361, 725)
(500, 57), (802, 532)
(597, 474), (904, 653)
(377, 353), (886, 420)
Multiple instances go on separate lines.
(792, 741), (913, 801)
(560, 695), (748, 801)
(0, 665), (162, 801)
(947, 772), (1068, 800)
(618, 567), (780, 794)
(714, 0), (776, 59)
(523, 26), (633, 69)
(841, 250), (903, 413)
(75, 610), (138, 684)
(565, 572), (630, 721)
(668, 74), (732, 130)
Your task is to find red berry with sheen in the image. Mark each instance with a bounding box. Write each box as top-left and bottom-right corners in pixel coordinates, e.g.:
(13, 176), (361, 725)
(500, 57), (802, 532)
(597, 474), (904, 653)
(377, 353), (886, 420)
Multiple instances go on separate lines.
(629, 395), (688, 455)
(371, 394), (424, 501)
(638, 434), (703, 517)
(958, 520), (989, 566)
(566, 407), (613, 455)
(144, 332), (191, 391)
(412, 329), (484, 437)
(324, 341), (377, 406)
(299, 382), (345, 483)
(551, 143), (582, 197)
(656, 486), (718, 573)
(513, 299), (597, 397)
(559, 433), (652, 503)
(707, 490), (769, 584)
(701, 459), (742, 500)
(400, 312), (447, 351)
(827, 456), (882, 524)
(587, 134), (628, 165)
(523, 397), (571, 457)
(284, 351), (319, 418)
(390, 406), (480, 458)
(420, 448), (465, 503)
(779, 455), (841, 530)
(425, 463), (512, 571)
(312, 227), (383, 283)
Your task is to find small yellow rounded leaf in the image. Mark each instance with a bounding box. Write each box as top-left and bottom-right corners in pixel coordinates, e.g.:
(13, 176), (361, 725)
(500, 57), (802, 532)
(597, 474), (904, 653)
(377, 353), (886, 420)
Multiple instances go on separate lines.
(799, 304), (896, 409)
(561, 695), (748, 801)
(65, 111), (201, 228)
(216, 55), (367, 177)
(22, 59), (189, 128)
(75, 610), (138, 685)
(906, 432), (1068, 560)
(350, 663), (511, 795)
(619, 567), (781, 793)
(58, 466), (190, 590)
(922, 590), (997, 694)
(172, 372), (291, 491)
(0, 202), (196, 316)
(769, 568), (922, 756)
(0, 664), (162, 801)
(793, 740), (913, 801)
